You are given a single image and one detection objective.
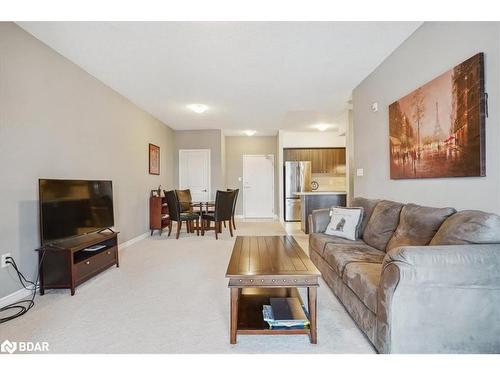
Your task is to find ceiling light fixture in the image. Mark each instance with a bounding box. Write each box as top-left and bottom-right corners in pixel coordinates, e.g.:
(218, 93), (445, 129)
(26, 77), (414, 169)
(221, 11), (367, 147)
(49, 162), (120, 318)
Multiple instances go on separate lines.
(244, 130), (256, 136)
(186, 103), (209, 114)
(314, 123), (330, 131)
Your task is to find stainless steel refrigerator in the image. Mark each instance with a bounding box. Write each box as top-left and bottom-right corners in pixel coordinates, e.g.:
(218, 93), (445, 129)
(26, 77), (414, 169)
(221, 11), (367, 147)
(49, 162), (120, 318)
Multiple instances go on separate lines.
(284, 161), (311, 222)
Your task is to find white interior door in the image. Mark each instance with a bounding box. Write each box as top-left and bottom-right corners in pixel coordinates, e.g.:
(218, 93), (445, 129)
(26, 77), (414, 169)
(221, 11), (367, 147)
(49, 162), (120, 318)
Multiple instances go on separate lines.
(243, 155), (275, 218)
(179, 149), (210, 202)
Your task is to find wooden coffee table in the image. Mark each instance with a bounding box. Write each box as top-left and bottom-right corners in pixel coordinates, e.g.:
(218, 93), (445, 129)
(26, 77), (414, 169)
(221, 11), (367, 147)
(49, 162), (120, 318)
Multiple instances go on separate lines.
(225, 236), (320, 344)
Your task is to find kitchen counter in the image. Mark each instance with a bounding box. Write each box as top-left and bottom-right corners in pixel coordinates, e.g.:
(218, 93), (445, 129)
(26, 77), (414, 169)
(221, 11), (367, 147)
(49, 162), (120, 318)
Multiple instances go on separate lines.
(297, 192), (347, 234)
(293, 191), (346, 196)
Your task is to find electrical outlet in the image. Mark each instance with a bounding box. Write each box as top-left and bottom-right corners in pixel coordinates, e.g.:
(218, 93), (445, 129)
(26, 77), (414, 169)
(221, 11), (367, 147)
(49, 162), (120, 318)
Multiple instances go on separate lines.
(1, 253), (12, 268)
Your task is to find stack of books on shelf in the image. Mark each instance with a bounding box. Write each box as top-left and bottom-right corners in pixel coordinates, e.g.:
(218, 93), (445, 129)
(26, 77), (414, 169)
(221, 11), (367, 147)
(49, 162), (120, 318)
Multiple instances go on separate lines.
(262, 297), (310, 330)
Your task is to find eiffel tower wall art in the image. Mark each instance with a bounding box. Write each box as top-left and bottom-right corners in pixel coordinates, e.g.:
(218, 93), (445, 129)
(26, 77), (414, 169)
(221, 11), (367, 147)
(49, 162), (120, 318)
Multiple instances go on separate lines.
(389, 53), (486, 179)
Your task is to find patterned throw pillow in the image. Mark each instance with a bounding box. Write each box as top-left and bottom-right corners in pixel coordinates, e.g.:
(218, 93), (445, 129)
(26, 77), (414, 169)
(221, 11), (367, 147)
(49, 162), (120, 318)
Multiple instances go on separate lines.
(325, 207), (364, 241)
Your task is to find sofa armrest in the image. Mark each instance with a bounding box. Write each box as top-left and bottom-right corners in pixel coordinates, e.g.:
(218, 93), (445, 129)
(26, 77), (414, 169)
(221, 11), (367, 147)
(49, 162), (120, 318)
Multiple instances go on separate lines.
(376, 244), (500, 353)
(309, 208), (330, 233)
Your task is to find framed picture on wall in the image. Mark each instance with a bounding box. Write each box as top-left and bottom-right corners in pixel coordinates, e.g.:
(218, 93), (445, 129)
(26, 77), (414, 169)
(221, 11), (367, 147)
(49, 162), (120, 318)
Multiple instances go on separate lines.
(149, 143), (160, 175)
(389, 53), (486, 179)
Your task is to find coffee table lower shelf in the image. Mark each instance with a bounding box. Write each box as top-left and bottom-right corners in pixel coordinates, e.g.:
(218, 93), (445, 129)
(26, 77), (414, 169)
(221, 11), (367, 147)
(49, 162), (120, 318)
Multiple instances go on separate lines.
(231, 287), (315, 342)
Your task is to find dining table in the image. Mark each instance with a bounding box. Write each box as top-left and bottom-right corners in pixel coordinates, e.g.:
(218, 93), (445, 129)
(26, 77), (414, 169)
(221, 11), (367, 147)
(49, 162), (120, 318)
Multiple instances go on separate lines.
(190, 201), (215, 214)
(180, 201), (219, 233)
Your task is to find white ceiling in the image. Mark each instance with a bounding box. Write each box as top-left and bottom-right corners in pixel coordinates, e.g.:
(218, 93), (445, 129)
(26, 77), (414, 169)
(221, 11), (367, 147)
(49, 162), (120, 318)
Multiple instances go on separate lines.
(18, 22), (421, 135)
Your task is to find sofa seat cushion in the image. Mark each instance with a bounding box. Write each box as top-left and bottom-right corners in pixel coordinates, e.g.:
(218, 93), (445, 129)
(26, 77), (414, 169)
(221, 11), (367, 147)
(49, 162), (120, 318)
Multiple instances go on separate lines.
(309, 233), (367, 257)
(323, 242), (385, 277)
(342, 262), (382, 313)
(363, 200), (404, 251)
(430, 210), (500, 245)
(386, 203), (456, 251)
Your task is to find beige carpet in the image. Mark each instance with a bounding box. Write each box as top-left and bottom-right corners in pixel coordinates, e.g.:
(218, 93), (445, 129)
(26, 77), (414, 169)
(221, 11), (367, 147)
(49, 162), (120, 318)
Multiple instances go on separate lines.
(0, 221), (375, 353)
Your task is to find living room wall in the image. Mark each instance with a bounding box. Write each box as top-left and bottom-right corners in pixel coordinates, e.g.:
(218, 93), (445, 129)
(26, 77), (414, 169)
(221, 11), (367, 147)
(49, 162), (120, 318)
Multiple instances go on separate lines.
(173, 129), (226, 200)
(0, 23), (175, 300)
(352, 22), (500, 213)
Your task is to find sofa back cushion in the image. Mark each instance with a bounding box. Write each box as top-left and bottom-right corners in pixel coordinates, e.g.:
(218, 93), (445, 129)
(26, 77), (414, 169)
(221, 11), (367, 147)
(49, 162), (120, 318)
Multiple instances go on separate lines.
(430, 210), (500, 245)
(363, 200), (404, 251)
(386, 204), (456, 251)
(350, 197), (381, 237)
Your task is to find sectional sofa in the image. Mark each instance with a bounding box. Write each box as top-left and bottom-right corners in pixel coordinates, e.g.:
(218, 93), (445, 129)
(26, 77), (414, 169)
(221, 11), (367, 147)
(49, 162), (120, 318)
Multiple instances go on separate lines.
(309, 197), (500, 353)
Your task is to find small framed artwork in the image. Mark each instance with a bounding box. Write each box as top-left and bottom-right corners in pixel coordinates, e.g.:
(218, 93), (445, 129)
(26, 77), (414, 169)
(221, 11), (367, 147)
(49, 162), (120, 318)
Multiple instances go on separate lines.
(149, 143), (160, 175)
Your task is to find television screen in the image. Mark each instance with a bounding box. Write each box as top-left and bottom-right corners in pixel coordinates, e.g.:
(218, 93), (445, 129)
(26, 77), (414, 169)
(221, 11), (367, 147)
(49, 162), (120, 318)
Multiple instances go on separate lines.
(39, 179), (114, 244)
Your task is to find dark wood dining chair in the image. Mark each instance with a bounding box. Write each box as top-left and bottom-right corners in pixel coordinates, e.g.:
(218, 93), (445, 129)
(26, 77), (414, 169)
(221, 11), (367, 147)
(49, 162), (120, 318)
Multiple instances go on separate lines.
(201, 190), (236, 239)
(165, 190), (200, 239)
(176, 189), (200, 233)
(227, 188), (239, 230)
(175, 189), (192, 213)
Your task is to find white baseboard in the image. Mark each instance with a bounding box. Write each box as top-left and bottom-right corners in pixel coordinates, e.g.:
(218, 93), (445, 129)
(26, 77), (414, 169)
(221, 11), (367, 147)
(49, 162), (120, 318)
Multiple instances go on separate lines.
(0, 287), (35, 309)
(0, 231), (149, 308)
(235, 215), (279, 221)
(119, 231), (149, 250)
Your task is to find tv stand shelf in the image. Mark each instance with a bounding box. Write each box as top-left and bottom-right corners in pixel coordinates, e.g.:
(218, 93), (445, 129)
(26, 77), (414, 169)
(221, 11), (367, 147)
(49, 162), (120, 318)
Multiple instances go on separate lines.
(38, 231), (119, 296)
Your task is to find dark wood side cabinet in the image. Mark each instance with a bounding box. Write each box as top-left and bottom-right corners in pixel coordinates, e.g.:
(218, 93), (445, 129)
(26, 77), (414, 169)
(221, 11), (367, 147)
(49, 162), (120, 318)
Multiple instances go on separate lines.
(38, 231), (119, 296)
(149, 196), (171, 235)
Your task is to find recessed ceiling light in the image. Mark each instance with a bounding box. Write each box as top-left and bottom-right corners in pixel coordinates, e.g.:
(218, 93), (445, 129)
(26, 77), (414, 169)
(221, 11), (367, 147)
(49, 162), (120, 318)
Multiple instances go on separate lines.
(186, 103), (209, 114)
(313, 123), (337, 132)
(314, 123), (330, 131)
(244, 130), (256, 136)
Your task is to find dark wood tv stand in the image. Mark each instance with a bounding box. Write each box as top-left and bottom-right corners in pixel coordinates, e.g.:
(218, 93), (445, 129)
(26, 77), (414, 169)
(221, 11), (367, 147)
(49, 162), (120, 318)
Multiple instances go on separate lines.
(38, 231), (119, 296)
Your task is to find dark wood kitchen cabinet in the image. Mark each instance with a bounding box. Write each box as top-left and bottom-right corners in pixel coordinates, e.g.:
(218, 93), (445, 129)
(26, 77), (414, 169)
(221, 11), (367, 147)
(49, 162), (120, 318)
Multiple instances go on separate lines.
(310, 149), (323, 173)
(284, 148), (346, 175)
(326, 149), (346, 175)
(283, 149), (299, 161)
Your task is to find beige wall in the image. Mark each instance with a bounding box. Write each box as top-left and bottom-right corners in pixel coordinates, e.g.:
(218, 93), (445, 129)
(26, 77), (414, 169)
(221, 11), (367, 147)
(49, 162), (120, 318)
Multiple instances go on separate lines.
(0, 22), (175, 299)
(346, 108), (354, 201)
(173, 129), (226, 200)
(353, 22), (500, 213)
(225, 136), (278, 215)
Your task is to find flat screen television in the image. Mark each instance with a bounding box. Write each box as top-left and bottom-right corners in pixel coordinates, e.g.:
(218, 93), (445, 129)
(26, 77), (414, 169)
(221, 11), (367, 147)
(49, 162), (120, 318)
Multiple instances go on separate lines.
(39, 179), (114, 245)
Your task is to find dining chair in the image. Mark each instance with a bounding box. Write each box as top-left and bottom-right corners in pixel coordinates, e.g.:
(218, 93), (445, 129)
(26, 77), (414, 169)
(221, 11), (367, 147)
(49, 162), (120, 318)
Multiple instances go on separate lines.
(175, 189), (192, 213)
(176, 189), (199, 233)
(165, 190), (200, 239)
(201, 190), (236, 239)
(227, 188), (239, 230)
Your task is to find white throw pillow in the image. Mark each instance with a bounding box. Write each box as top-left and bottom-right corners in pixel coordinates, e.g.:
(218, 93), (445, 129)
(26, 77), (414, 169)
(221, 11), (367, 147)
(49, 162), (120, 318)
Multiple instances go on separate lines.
(324, 207), (364, 241)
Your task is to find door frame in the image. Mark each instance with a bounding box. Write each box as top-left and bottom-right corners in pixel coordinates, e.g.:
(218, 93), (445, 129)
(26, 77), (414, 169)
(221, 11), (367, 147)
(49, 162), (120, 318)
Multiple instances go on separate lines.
(242, 154), (275, 219)
(178, 149), (211, 199)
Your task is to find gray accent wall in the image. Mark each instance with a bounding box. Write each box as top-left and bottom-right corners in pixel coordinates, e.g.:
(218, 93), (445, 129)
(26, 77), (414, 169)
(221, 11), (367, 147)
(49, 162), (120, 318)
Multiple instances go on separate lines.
(225, 136), (278, 216)
(353, 22), (500, 213)
(0, 23), (175, 299)
(173, 129), (225, 199)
